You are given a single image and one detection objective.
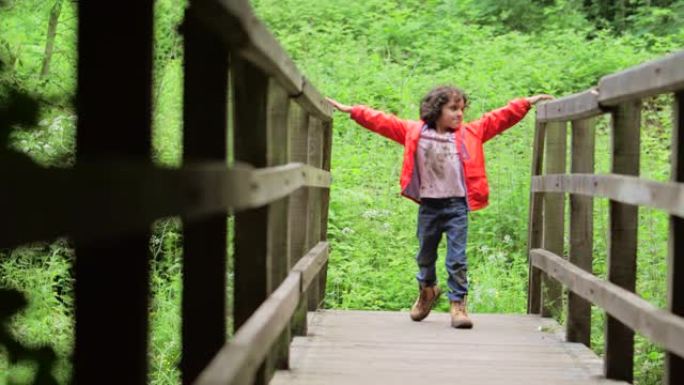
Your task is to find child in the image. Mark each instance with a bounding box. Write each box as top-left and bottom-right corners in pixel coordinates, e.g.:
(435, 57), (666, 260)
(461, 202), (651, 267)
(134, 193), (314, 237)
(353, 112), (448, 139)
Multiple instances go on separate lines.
(326, 87), (552, 329)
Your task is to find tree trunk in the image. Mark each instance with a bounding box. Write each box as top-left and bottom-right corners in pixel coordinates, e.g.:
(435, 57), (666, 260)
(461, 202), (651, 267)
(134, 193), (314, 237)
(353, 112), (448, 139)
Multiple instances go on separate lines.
(40, 0), (63, 79)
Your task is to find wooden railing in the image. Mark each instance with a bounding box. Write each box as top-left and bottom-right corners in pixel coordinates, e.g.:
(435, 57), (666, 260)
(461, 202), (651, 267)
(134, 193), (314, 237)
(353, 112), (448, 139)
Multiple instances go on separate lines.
(527, 50), (684, 384)
(1, 1), (332, 385)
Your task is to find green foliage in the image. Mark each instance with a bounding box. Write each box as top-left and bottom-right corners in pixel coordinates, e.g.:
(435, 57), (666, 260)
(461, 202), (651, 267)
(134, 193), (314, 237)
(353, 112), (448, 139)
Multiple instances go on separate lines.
(0, 0), (681, 384)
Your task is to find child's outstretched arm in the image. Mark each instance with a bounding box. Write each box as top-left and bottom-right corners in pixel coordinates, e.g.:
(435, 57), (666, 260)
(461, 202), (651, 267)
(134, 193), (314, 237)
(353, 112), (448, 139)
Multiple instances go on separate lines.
(327, 97), (409, 145)
(475, 94), (554, 143)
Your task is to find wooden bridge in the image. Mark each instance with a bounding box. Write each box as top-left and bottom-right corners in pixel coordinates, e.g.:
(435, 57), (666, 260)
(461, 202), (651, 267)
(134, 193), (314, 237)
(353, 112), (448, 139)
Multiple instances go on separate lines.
(1, 1), (683, 385)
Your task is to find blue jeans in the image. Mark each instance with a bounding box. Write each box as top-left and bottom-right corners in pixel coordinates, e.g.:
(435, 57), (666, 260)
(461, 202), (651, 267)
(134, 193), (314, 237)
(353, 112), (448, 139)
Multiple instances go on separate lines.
(415, 197), (469, 302)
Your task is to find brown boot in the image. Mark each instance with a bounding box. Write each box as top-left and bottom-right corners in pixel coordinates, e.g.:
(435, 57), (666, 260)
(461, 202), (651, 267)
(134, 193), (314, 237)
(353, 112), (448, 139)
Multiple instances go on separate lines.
(450, 297), (473, 329)
(410, 284), (441, 321)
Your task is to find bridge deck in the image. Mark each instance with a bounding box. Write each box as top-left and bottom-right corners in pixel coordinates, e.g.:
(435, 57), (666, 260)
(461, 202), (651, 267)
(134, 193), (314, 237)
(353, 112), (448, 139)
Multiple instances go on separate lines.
(271, 310), (626, 385)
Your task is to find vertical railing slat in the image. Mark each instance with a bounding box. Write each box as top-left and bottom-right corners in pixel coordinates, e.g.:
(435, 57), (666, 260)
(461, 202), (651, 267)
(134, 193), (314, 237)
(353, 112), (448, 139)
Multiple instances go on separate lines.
(527, 121), (546, 314)
(317, 120), (333, 307)
(73, 1), (154, 384)
(232, 56), (271, 384)
(180, 7), (229, 385)
(567, 117), (595, 346)
(665, 91), (684, 385)
(306, 116), (324, 310)
(265, 79), (292, 371)
(541, 121), (566, 317)
(605, 100), (641, 382)
(288, 104), (310, 336)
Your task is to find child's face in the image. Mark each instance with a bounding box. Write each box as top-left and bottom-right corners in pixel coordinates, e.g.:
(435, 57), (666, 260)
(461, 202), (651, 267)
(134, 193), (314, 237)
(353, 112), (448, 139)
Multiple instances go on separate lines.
(436, 95), (465, 130)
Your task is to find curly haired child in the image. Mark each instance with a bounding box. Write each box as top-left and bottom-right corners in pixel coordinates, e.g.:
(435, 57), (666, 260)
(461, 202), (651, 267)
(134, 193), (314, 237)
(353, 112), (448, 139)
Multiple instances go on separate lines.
(327, 87), (552, 328)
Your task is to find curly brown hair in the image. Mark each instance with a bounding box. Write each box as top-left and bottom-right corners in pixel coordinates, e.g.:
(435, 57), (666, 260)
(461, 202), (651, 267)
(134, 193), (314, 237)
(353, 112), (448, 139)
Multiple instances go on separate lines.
(419, 86), (468, 128)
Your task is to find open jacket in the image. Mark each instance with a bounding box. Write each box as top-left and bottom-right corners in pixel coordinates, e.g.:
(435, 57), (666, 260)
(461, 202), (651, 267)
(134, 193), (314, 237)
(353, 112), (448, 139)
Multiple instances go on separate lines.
(350, 98), (531, 211)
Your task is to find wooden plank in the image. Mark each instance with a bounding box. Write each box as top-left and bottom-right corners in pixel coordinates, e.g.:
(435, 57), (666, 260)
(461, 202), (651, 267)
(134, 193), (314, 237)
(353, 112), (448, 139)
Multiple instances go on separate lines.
(180, 7), (229, 384)
(191, 0), (332, 121)
(531, 173), (684, 217)
(272, 310), (629, 385)
(72, 2), (153, 385)
(567, 118), (595, 347)
(536, 90), (602, 122)
(0, 162), (330, 249)
(530, 249), (684, 359)
(265, 79), (292, 372)
(247, 163), (331, 206)
(291, 242), (329, 292)
(605, 100), (640, 382)
(232, 56), (270, 385)
(288, 104), (310, 336)
(295, 77), (334, 122)
(195, 273), (301, 385)
(317, 120), (333, 307)
(541, 122), (566, 318)
(527, 121), (546, 314)
(598, 50), (684, 106)
(665, 91), (684, 385)
(306, 116), (324, 311)
(233, 61), (299, 384)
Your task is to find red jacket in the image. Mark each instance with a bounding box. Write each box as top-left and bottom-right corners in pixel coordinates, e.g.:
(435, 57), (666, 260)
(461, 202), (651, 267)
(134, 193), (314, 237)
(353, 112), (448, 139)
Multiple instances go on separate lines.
(350, 98), (531, 211)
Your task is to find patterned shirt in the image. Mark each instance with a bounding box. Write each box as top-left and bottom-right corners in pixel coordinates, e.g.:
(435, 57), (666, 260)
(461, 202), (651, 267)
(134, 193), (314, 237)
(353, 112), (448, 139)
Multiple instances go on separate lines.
(416, 128), (466, 198)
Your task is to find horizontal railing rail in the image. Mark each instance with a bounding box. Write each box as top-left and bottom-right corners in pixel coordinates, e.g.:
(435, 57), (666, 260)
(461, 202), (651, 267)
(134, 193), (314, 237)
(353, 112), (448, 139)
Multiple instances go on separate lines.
(1, 162), (330, 248)
(532, 173), (684, 217)
(195, 242), (328, 385)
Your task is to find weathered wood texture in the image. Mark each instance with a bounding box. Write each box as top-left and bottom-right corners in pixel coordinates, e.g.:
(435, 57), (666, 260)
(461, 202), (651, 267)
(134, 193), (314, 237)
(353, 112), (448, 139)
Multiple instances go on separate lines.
(567, 118), (595, 347)
(0, 161), (330, 249)
(196, 274), (301, 385)
(531, 173), (684, 217)
(541, 122), (566, 318)
(527, 122), (546, 314)
(317, 120), (333, 308)
(605, 100), (640, 383)
(265, 79), (293, 373)
(536, 90), (601, 122)
(180, 8), (229, 385)
(665, 91), (684, 385)
(232, 57), (272, 385)
(306, 117), (324, 311)
(271, 310), (628, 385)
(530, 249), (684, 359)
(288, 103), (311, 337)
(190, 0), (332, 120)
(195, 243), (328, 385)
(73, 2), (153, 385)
(598, 50), (684, 106)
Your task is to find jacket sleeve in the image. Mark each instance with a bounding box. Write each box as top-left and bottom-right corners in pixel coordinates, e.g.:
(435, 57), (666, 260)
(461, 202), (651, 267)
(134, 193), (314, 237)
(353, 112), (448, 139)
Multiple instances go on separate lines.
(350, 105), (409, 145)
(471, 98), (531, 143)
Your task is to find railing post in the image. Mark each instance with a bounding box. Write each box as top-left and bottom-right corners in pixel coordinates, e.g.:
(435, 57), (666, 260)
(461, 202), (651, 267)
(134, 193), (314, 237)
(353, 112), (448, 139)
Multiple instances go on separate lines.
(567, 117), (595, 346)
(318, 120), (333, 306)
(665, 91), (684, 385)
(180, 8), (229, 385)
(288, 104), (310, 335)
(265, 78), (292, 371)
(73, 1), (153, 384)
(541, 121), (566, 318)
(605, 100), (641, 382)
(232, 56), (272, 384)
(527, 121), (546, 314)
(306, 116), (324, 310)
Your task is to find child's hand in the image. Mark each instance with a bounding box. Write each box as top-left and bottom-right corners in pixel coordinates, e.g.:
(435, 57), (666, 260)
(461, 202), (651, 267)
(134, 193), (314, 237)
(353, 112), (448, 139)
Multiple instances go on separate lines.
(525, 94), (554, 105)
(326, 97), (353, 114)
